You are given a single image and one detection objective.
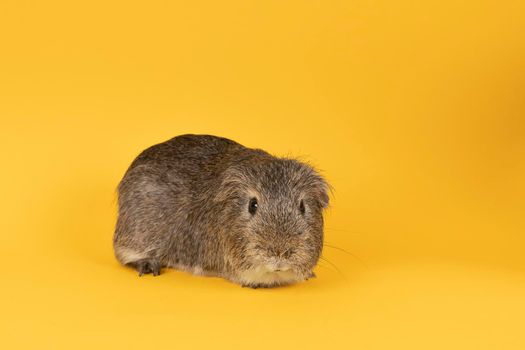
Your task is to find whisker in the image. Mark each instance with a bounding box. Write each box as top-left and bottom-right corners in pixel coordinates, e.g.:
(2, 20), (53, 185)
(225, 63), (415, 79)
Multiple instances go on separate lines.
(319, 256), (347, 280)
(323, 243), (369, 269)
(316, 263), (335, 272)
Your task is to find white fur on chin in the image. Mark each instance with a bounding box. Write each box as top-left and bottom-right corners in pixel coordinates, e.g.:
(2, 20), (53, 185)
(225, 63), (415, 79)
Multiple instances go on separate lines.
(236, 266), (304, 287)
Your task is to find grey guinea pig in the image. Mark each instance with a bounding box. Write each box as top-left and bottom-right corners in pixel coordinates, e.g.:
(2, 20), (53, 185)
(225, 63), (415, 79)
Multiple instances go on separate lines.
(113, 134), (330, 288)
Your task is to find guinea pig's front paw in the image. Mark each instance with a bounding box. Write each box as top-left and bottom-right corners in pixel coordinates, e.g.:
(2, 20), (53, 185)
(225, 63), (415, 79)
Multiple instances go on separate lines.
(131, 258), (162, 277)
(241, 283), (274, 289)
(305, 271), (316, 280)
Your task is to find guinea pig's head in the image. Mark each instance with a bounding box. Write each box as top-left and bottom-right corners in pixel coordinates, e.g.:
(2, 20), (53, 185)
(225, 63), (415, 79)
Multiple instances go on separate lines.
(214, 157), (330, 287)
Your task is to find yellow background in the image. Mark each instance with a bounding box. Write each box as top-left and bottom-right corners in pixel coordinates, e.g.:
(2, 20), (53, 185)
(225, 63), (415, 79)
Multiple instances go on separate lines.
(1, 0), (524, 349)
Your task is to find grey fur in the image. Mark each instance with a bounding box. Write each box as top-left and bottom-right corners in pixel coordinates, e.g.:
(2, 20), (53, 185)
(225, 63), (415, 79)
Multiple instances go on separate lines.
(113, 134), (330, 288)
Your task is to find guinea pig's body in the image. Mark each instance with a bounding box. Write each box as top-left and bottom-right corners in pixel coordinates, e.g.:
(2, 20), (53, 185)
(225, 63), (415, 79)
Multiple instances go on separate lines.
(114, 134), (329, 288)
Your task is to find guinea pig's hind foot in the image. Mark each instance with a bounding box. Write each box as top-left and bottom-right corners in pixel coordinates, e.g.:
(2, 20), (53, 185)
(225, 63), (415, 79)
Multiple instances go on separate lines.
(129, 258), (162, 277)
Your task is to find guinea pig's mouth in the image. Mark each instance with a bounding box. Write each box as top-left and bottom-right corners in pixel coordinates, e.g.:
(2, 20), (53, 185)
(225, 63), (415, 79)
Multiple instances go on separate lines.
(237, 263), (304, 287)
(264, 262), (291, 273)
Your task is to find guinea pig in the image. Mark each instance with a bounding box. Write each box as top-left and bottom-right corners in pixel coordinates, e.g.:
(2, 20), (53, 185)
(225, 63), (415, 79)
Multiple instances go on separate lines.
(113, 134), (330, 288)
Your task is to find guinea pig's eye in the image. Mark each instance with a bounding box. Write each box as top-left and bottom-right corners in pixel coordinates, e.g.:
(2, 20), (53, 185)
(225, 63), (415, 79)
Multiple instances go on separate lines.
(299, 199), (305, 215)
(248, 198), (258, 215)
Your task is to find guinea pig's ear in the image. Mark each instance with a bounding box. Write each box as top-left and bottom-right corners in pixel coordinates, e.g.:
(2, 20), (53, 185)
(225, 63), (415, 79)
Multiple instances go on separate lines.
(312, 173), (331, 209)
(213, 166), (247, 203)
